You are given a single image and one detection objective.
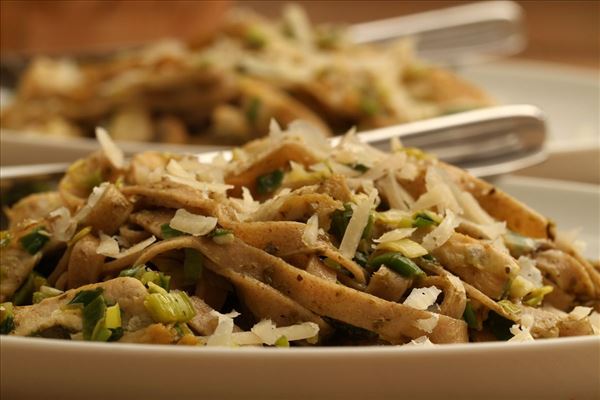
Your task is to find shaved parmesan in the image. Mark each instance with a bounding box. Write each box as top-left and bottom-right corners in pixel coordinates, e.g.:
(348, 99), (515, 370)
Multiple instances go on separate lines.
(74, 182), (109, 222)
(381, 172), (414, 210)
(169, 209), (217, 236)
(97, 233), (120, 256)
(302, 214), (319, 247)
(446, 273), (466, 295)
(207, 310), (239, 346)
(421, 209), (459, 251)
(374, 228), (416, 243)
(95, 127), (124, 169)
(414, 314), (439, 333)
(166, 159), (195, 180)
(569, 306), (593, 320)
(97, 234), (156, 259)
(339, 189), (377, 259)
(518, 256), (543, 288)
(589, 312), (600, 335)
(403, 286), (442, 310)
(404, 336), (435, 347)
(508, 323), (534, 342)
(49, 207), (76, 242)
(165, 174), (233, 194)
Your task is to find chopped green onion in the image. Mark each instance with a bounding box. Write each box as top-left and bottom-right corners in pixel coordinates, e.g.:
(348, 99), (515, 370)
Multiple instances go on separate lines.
(330, 203), (354, 241)
(19, 227), (50, 254)
(119, 265), (171, 291)
(68, 288), (104, 307)
(91, 317), (112, 342)
(376, 238), (428, 258)
(82, 295), (106, 340)
(105, 303), (122, 329)
(85, 169), (103, 191)
(367, 252), (425, 278)
(413, 215), (436, 228)
(13, 272), (45, 306)
(349, 163), (369, 173)
(246, 97), (262, 123)
(245, 27), (267, 49)
(108, 327), (124, 342)
(256, 169), (284, 195)
(175, 322), (193, 337)
(183, 248), (203, 285)
(462, 301), (478, 329)
(0, 231), (11, 248)
(161, 224), (184, 239)
(144, 291), (196, 323)
(274, 335), (290, 348)
(0, 302), (15, 335)
(497, 300), (521, 316)
(68, 226), (92, 247)
(322, 258), (351, 277)
(359, 96), (380, 117)
(32, 286), (64, 304)
(486, 311), (514, 341)
(210, 228), (235, 245)
(503, 231), (537, 258)
(353, 251), (369, 267)
(147, 281), (168, 295)
(523, 286), (554, 307)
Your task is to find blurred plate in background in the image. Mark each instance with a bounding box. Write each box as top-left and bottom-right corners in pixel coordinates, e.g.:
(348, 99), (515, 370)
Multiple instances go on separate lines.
(2, 60), (598, 183)
(459, 60), (599, 183)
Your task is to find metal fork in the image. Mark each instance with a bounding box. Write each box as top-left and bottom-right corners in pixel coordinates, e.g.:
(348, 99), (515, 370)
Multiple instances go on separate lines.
(0, 104), (546, 180)
(349, 0), (525, 65)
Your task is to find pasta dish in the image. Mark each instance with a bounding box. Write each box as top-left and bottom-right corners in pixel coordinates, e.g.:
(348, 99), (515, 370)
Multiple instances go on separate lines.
(1, 121), (598, 346)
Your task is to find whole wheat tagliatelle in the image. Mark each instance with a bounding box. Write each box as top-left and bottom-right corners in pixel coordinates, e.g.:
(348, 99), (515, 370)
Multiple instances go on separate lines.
(0, 5), (491, 146)
(1, 122), (599, 346)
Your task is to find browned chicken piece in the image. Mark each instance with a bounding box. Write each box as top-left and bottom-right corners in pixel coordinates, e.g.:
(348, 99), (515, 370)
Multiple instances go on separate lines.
(535, 250), (597, 300)
(6, 192), (63, 230)
(367, 266), (412, 302)
(81, 184), (133, 235)
(431, 233), (518, 300)
(66, 234), (105, 289)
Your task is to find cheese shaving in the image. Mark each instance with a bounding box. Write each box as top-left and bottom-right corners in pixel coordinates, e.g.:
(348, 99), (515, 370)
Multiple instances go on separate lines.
(169, 209), (217, 236)
(97, 233), (156, 259)
(49, 207), (77, 242)
(569, 306), (593, 320)
(404, 336), (435, 347)
(339, 189), (377, 259)
(95, 127), (124, 169)
(414, 314), (439, 333)
(302, 214), (319, 247)
(74, 182), (109, 222)
(374, 228), (416, 243)
(403, 286), (442, 310)
(421, 209), (459, 251)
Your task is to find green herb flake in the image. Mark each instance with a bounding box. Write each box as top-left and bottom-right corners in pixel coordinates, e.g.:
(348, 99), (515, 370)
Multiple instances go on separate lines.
(256, 169), (284, 195)
(0, 231), (11, 248)
(83, 295), (107, 340)
(462, 301), (478, 330)
(19, 227), (50, 255)
(349, 163), (369, 173)
(13, 272), (45, 306)
(246, 97), (262, 124)
(0, 302), (15, 335)
(68, 288), (104, 308)
(161, 224), (184, 239)
(245, 27), (267, 49)
(330, 203), (354, 241)
(183, 248), (204, 285)
(274, 335), (290, 348)
(144, 290), (196, 324)
(367, 252), (425, 278)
